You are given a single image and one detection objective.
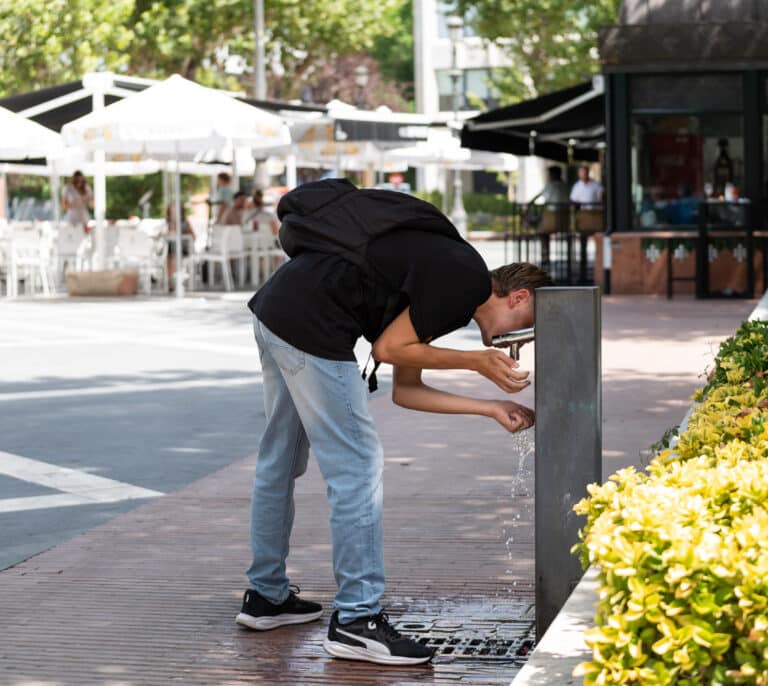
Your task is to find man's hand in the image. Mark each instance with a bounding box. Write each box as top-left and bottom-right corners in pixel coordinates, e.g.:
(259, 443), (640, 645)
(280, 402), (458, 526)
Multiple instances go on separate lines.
(488, 400), (535, 433)
(474, 349), (530, 393)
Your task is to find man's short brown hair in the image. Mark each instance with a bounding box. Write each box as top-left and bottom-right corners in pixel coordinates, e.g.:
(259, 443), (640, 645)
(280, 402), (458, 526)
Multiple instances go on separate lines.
(490, 263), (554, 297)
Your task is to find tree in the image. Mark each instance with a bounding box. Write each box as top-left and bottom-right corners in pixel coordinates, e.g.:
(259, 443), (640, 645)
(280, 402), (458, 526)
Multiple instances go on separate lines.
(0, 0), (133, 96)
(256, 0), (403, 101)
(128, 0), (249, 86)
(454, 0), (621, 103)
(0, 0), (410, 106)
(296, 54), (411, 111)
(128, 0), (403, 101)
(371, 0), (415, 103)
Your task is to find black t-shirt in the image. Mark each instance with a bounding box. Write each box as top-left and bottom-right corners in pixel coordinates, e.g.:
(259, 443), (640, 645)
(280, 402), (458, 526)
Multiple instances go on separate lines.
(247, 230), (491, 361)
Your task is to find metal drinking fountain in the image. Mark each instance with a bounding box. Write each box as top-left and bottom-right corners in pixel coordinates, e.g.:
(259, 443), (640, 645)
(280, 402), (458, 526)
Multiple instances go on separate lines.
(492, 327), (535, 362)
(495, 289), (602, 640)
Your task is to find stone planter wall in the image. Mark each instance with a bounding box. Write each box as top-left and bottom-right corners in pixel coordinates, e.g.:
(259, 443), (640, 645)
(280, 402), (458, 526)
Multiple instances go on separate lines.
(594, 232), (765, 296)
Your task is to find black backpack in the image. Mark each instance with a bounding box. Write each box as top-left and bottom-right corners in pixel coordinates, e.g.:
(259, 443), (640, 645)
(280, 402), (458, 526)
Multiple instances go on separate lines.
(277, 178), (465, 390)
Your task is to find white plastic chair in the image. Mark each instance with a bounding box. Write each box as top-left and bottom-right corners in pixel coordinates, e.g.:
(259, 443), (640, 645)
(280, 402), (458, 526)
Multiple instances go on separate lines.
(8, 227), (53, 296)
(114, 227), (168, 294)
(54, 223), (88, 284)
(187, 225), (245, 291)
(0, 219), (9, 296)
(137, 218), (166, 237)
(245, 230), (284, 287)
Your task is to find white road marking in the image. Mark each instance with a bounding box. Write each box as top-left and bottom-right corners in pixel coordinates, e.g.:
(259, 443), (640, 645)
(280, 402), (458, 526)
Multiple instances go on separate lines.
(0, 451), (163, 514)
(0, 333), (255, 356)
(0, 375), (257, 402)
(0, 493), (100, 514)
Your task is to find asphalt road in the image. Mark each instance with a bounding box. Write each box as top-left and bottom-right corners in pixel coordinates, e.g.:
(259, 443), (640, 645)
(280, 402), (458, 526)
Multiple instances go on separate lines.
(0, 295), (274, 569)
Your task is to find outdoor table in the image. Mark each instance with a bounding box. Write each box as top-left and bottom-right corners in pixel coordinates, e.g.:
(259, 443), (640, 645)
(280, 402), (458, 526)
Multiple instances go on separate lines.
(161, 233), (194, 252)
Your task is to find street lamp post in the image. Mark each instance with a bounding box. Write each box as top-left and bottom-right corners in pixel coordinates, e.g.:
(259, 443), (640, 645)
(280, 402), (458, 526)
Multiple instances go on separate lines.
(446, 15), (467, 237)
(354, 64), (369, 109)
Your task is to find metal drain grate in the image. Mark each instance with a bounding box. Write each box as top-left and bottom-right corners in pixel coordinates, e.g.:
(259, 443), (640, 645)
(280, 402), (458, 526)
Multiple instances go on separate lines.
(395, 620), (536, 662)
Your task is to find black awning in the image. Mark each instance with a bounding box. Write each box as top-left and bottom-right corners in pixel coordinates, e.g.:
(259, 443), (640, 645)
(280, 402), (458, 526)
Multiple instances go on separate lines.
(241, 97), (326, 114)
(461, 81), (604, 162)
(0, 80), (146, 132)
(335, 118), (428, 144)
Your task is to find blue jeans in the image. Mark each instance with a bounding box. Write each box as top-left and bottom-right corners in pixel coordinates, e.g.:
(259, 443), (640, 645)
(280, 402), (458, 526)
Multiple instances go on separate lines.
(247, 317), (385, 622)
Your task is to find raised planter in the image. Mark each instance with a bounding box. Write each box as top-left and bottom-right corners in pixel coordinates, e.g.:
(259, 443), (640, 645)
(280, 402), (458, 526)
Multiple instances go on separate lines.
(511, 288), (768, 686)
(65, 269), (139, 297)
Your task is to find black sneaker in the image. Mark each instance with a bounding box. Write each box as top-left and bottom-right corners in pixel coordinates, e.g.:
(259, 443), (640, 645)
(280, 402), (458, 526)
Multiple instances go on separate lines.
(323, 610), (435, 666)
(236, 585), (323, 631)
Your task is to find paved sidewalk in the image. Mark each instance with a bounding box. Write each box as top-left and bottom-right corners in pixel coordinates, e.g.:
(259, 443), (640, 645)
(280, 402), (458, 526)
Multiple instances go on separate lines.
(0, 295), (754, 685)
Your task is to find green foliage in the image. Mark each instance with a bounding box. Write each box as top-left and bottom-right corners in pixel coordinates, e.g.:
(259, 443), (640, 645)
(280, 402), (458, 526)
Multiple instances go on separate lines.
(129, 0), (250, 84)
(454, 0), (622, 102)
(413, 191), (517, 233)
(371, 0), (414, 101)
(573, 319), (768, 685)
(648, 425), (680, 456)
(0, 0), (133, 95)
(263, 0), (401, 99)
(0, 0), (407, 103)
(7, 175), (50, 200)
(413, 189), (444, 209)
(106, 174), (163, 219)
(414, 191), (515, 216)
(105, 173), (210, 219)
(463, 193), (516, 216)
(699, 320), (768, 398)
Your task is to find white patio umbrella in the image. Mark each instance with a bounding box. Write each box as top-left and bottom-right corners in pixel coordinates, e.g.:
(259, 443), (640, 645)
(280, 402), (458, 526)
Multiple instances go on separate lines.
(0, 106), (64, 218)
(62, 74), (291, 296)
(384, 128), (517, 171)
(0, 106), (63, 159)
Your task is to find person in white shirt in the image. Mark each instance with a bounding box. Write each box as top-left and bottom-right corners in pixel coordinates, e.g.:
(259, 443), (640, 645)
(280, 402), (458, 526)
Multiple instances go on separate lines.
(61, 171), (94, 228)
(570, 166), (603, 208)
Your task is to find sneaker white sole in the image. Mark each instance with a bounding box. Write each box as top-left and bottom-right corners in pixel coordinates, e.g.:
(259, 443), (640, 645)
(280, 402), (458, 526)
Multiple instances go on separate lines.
(323, 638), (433, 666)
(236, 609), (323, 631)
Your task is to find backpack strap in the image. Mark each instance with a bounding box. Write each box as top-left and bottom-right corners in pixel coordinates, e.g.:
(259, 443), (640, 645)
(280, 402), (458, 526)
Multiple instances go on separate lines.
(361, 353), (381, 393)
(360, 291), (403, 394)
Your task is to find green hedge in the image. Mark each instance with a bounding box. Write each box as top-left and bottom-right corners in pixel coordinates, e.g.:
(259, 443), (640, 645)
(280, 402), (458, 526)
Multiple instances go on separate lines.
(413, 190), (518, 218)
(574, 320), (768, 686)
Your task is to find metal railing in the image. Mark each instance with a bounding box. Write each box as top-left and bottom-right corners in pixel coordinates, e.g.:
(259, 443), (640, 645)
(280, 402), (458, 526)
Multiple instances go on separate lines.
(469, 203), (603, 286)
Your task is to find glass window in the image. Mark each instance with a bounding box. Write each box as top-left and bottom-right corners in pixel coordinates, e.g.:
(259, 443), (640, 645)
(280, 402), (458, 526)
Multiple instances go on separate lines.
(465, 69), (491, 100)
(436, 69), (496, 112)
(630, 114), (744, 227)
(762, 78), (768, 225)
(631, 75), (743, 112)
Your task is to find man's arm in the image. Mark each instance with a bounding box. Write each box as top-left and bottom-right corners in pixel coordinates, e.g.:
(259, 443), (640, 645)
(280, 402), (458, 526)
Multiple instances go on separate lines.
(372, 307), (529, 394)
(392, 365), (534, 432)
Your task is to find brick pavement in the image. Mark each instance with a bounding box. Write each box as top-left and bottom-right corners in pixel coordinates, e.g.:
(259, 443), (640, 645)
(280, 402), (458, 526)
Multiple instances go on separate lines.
(0, 295), (755, 685)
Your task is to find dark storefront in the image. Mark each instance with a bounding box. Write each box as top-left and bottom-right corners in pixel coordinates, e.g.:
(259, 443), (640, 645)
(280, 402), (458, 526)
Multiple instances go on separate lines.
(600, 0), (768, 296)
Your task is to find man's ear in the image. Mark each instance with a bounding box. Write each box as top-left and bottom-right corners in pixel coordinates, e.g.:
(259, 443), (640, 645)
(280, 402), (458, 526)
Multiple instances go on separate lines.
(507, 288), (530, 308)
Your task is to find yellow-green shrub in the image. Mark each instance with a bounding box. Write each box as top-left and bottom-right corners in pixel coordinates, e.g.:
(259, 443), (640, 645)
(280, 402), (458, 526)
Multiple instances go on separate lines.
(573, 320), (768, 685)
